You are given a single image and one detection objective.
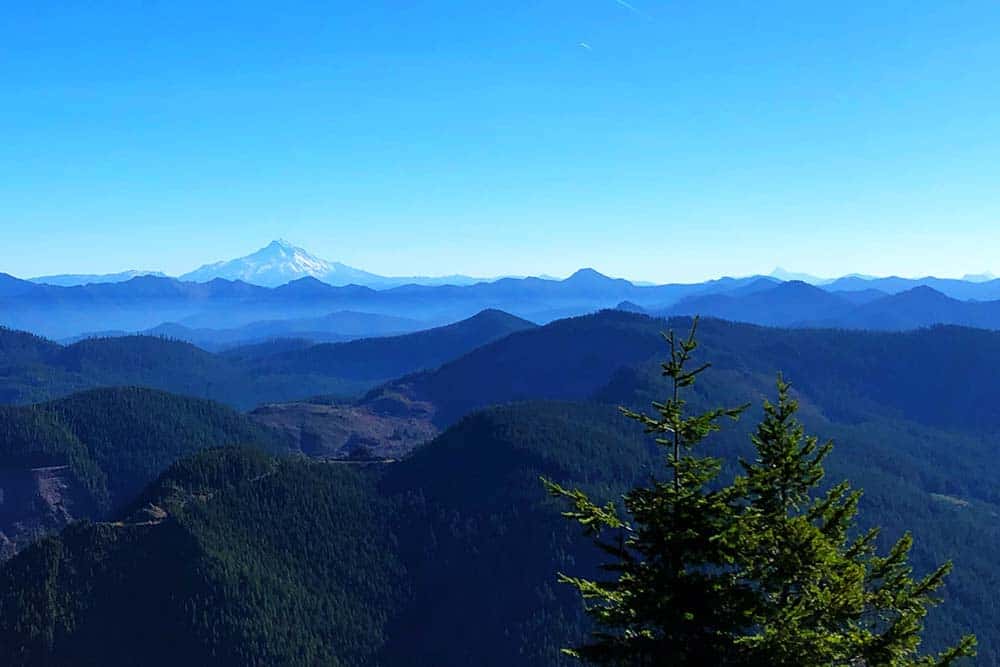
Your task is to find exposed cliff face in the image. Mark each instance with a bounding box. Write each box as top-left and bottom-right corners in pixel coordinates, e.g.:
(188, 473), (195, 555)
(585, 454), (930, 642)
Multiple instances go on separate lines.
(0, 465), (93, 560)
(250, 395), (438, 460)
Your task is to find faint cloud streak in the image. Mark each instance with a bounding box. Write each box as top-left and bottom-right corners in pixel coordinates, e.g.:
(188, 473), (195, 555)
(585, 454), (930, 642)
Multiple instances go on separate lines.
(613, 0), (647, 18)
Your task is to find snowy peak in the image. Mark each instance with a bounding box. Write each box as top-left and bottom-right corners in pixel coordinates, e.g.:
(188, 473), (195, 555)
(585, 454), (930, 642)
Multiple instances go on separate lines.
(179, 240), (378, 287)
(178, 240), (490, 288)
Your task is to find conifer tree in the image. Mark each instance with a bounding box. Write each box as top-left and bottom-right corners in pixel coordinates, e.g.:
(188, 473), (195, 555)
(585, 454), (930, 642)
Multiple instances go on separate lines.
(544, 318), (751, 664)
(735, 377), (976, 666)
(546, 320), (976, 666)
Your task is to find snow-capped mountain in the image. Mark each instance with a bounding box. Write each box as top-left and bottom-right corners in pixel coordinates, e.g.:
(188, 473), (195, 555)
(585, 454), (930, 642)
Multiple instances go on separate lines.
(178, 240), (380, 287)
(179, 240), (485, 288)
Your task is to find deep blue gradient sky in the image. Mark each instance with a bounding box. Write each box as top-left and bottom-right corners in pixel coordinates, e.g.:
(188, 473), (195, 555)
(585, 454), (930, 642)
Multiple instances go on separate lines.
(3, 1), (1000, 281)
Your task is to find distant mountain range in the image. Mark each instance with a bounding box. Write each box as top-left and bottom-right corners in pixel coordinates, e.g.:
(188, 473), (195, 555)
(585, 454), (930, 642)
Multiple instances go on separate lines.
(11, 242), (1000, 340)
(24, 240), (1000, 296)
(29, 270), (168, 286)
(647, 279), (1000, 331)
(30, 240), (489, 289)
(0, 267), (772, 339)
(64, 310), (428, 351)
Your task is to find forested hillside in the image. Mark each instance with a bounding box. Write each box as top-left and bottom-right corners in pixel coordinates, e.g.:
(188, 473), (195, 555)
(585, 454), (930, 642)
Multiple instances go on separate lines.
(0, 309), (529, 409)
(0, 328), (330, 408)
(0, 388), (288, 558)
(0, 403), (659, 666)
(0, 448), (404, 666)
(0, 393), (992, 663)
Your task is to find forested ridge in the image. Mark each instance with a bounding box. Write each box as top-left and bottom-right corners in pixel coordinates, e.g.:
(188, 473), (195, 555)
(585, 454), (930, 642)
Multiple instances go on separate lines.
(0, 309), (535, 409)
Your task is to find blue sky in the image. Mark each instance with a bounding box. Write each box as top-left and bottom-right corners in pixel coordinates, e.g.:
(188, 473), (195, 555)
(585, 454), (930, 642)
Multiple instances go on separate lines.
(3, 1), (1000, 282)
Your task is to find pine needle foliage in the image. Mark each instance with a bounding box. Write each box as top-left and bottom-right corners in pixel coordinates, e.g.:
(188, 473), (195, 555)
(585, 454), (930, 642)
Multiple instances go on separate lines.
(544, 318), (752, 664)
(545, 318), (976, 666)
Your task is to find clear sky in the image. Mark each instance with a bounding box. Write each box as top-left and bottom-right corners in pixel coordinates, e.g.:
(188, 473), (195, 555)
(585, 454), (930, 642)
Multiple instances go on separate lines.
(3, 1), (1000, 282)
